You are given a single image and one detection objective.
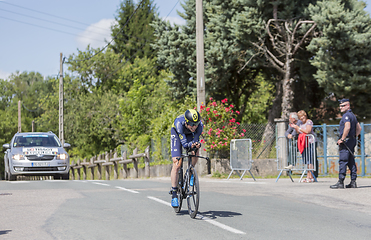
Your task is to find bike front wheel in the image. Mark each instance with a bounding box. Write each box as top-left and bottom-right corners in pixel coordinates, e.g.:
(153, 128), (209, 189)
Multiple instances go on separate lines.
(186, 167), (199, 218)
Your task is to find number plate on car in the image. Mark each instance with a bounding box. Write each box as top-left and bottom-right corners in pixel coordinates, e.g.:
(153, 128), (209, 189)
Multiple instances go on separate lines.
(23, 147), (58, 155)
(31, 162), (50, 167)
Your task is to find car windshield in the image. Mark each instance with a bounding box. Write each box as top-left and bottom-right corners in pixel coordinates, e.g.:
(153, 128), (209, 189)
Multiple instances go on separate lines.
(13, 135), (61, 148)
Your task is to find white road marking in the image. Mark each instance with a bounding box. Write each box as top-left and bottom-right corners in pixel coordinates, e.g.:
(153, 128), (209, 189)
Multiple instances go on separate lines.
(197, 214), (246, 234)
(147, 196), (246, 235)
(115, 186), (139, 194)
(91, 182), (110, 186)
(8, 181), (30, 183)
(147, 196), (171, 206)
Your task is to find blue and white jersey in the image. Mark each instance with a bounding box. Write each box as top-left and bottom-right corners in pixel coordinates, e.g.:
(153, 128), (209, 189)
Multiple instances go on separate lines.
(172, 114), (203, 149)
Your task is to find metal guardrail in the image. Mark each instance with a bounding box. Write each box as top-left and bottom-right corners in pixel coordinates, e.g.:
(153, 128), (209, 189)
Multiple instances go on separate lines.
(227, 139), (256, 181)
(276, 134), (317, 182)
(70, 146), (150, 180)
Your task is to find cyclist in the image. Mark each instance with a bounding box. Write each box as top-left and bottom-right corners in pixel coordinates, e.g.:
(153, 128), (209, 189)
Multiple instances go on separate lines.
(170, 109), (203, 207)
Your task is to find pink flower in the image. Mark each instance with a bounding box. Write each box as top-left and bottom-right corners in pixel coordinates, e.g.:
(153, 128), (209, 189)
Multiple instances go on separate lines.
(241, 133), (245, 137)
(219, 142), (223, 145)
(200, 139), (205, 143)
(223, 137), (228, 140)
(222, 126), (225, 129)
(209, 97), (213, 101)
(203, 149), (207, 151)
(243, 129), (246, 133)
(212, 142), (215, 144)
(225, 107), (230, 112)
(236, 122), (240, 125)
(230, 104), (234, 108)
(229, 118), (236, 123)
(224, 142), (228, 146)
(213, 110), (218, 114)
(236, 111), (240, 114)
(206, 107), (210, 112)
(210, 145), (214, 149)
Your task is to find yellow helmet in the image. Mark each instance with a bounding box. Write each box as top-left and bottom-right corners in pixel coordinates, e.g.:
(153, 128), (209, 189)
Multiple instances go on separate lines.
(185, 109), (201, 126)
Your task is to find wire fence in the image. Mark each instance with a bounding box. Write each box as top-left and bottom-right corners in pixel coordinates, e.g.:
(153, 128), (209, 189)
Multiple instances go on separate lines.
(144, 123), (277, 162)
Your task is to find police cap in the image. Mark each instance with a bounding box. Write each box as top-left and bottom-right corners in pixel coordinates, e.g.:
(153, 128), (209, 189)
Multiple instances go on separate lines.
(338, 98), (349, 104)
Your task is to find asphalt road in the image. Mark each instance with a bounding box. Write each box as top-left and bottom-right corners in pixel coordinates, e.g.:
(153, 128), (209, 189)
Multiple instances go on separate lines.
(1, 177), (371, 240)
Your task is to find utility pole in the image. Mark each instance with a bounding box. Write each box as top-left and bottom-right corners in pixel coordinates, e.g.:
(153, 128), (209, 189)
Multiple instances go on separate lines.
(18, 100), (21, 132)
(196, 0), (205, 111)
(196, 0), (207, 159)
(59, 53), (64, 145)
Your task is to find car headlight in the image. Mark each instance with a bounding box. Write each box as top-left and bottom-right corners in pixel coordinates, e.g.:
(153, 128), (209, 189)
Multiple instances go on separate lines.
(12, 154), (24, 160)
(57, 153), (68, 160)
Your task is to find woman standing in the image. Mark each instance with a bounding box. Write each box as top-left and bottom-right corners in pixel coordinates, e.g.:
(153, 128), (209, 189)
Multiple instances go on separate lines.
(290, 110), (316, 182)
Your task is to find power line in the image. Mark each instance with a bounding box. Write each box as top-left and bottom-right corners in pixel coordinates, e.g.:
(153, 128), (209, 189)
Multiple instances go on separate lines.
(164, 0), (181, 21)
(0, 1), (101, 30)
(0, 1), (147, 42)
(0, 8), (109, 38)
(0, 16), (107, 43)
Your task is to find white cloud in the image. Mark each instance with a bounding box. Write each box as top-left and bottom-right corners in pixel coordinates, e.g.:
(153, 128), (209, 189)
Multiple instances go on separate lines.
(163, 16), (186, 26)
(0, 70), (11, 80)
(76, 19), (117, 49)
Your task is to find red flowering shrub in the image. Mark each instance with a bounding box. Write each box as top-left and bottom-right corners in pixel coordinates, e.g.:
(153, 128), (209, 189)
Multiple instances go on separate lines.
(199, 97), (246, 155)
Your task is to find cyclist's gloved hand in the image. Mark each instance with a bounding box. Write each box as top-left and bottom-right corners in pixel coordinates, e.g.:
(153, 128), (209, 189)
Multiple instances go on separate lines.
(192, 141), (201, 148)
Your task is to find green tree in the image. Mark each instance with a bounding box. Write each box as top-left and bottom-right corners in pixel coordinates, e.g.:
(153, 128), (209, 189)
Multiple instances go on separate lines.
(152, 0), (323, 125)
(307, 0), (371, 118)
(152, 0), (264, 118)
(67, 47), (123, 92)
(110, 0), (158, 62)
(119, 57), (172, 149)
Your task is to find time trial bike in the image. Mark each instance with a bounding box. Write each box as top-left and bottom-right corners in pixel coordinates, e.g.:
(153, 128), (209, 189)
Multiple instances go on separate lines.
(171, 147), (209, 218)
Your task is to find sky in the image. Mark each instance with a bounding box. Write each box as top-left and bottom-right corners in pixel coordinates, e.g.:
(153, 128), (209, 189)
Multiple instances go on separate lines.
(1, 0), (371, 80)
(0, 0), (186, 79)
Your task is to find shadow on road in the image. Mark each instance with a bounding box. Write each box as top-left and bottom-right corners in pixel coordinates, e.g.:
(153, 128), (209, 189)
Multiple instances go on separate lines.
(199, 210), (242, 219)
(0, 230), (12, 235)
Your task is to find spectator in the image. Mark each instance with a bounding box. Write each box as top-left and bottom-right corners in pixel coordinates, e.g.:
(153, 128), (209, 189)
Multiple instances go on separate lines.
(290, 110), (316, 182)
(284, 112), (302, 169)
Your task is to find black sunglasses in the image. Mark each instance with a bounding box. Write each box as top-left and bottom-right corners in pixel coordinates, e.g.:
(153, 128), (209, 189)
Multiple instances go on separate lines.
(187, 121), (199, 127)
(340, 104), (348, 107)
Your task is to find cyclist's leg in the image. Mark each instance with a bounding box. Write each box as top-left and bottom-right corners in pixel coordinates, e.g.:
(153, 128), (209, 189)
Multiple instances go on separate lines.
(170, 129), (182, 207)
(171, 128), (182, 188)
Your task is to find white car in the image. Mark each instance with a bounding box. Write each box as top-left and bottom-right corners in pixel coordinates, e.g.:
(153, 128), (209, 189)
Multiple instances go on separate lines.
(3, 132), (71, 181)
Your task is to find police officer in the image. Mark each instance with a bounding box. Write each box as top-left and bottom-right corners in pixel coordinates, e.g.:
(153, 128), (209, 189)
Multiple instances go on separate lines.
(330, 98), (362, 189)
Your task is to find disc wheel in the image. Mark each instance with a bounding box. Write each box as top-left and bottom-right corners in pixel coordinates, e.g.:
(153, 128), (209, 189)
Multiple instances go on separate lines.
(186, 168), (199, 218)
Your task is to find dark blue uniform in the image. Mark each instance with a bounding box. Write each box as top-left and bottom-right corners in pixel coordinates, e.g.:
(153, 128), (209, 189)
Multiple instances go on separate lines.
(171, 114), (203, 157)
(338, 109), (358, 180)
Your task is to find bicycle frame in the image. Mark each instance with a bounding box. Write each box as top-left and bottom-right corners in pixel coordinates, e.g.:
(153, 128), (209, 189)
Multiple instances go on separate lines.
(174, 148), (209, 218)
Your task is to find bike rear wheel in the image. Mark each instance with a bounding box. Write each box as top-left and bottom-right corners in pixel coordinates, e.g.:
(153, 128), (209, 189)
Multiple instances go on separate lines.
(186, 167), (199, 218)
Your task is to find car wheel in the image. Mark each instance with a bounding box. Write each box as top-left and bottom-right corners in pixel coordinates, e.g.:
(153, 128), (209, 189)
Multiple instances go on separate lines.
(8, 172), (16, 181)
(61, 173), (70, 180)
